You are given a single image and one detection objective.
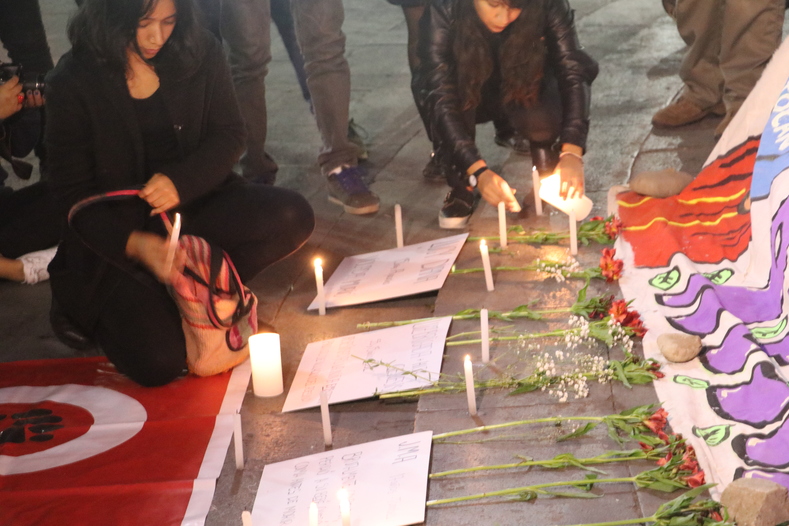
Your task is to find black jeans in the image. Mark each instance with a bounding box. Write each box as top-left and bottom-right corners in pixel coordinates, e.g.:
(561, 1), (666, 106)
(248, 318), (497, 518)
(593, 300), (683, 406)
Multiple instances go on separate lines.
(0, 182), (60, 258)
(86, 182), (314, 386)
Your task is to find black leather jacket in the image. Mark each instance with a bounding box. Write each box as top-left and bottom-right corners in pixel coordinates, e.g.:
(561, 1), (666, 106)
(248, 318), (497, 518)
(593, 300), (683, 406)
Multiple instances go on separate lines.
(412, 0), (599, 172)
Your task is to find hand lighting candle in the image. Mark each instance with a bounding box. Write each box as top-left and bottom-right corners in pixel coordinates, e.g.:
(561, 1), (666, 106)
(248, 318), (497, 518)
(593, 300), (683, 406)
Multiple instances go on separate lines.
(314, 258), (326, 316)
(497, 202), (507, 248)
(479, 240), (494, 292)
(480, 308), (490, 363)
(464, 355), (477, 416)
(394, 204), (404, 248)
(249, 333), (284, 397)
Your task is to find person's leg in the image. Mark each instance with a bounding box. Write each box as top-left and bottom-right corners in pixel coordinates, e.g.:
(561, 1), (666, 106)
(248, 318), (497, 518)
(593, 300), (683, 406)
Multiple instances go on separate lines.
(0, 182), (61, 259)
(182, 182), (314, 281)
(270, 0), (311, 104)
(220, 0), (279, 185)
(401, 5), (425, 74)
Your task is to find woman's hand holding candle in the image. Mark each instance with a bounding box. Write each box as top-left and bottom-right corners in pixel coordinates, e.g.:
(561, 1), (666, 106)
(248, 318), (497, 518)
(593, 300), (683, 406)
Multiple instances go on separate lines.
(558, 144), (584, 200)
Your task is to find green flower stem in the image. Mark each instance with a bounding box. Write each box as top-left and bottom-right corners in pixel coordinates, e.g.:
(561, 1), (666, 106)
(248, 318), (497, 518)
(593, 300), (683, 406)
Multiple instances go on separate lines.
(357, 307), (573, 330)
(432, 416), (606, 440)
(452, 266), (594, 281)
(430, 454), (648, 478)
(425, 477), (635, 506)
(446, 329), (575, 346)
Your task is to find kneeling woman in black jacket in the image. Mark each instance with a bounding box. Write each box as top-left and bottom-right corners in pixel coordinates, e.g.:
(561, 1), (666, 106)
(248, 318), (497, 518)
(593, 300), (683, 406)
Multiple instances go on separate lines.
(46, 0), (314, 386)
(413, 0), (598, 228)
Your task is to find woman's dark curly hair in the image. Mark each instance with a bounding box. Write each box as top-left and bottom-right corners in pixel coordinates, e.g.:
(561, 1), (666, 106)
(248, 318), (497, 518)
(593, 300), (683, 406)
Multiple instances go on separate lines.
(453, 0), (546, 110)
(68, 0), (203, 75)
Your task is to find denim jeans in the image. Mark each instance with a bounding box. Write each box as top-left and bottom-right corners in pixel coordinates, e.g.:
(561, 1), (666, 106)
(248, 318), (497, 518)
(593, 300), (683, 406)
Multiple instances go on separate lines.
(291, 0), (358, 174)
(220, 0), (280, 184)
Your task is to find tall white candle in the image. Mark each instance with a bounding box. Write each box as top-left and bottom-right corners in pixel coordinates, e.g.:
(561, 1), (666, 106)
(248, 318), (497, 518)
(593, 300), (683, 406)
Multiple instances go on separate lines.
(479, 240), (494, 292)
(314, 258), (326, 316)
(532, 166), (543, 216)
(233, 411), (244, 470)
(497, 202), (507, 248)
(249, 333), (284, 397)
(309, 502), (318, 526)
(338, 489), (351, 526)
(394, 204), (404, 248)
(320, 387), (332, 447)
(463, 355), (477, 415)
(480, 308), (490, 363)
(569, 210), (578, 256)
(164, 212), (181, 275)
(241, 510), (252, 526)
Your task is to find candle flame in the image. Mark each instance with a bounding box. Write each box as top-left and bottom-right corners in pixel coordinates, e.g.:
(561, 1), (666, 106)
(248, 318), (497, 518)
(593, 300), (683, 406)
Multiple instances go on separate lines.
(479, 239), (487, 248)
(464, 354), (471, 363)
(314, 257), (322, 268)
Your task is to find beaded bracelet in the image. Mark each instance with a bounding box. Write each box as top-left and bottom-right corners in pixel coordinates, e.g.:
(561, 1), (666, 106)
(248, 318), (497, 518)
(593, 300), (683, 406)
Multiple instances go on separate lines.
(559, 151), (584, 162)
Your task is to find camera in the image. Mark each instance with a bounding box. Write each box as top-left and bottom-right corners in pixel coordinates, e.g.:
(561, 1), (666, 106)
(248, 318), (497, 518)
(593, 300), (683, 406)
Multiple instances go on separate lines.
(0, 62), (46, 94)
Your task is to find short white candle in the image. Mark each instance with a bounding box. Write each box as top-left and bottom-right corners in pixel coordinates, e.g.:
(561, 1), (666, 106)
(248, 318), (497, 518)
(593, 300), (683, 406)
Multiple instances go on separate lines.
(314, 258), (326, 316)
(320, 388), (332, 447)
(464, 355), (477, 415)
(394, 204), (404, 248)
(309, 502), (318, 526)
(233, 411), (244, 470)
(532, 166), (543, 216)
(479, 240), (494, 292)
(241, 510), (252, 526)
(480, 308), (490, 363)
(338, 488), (351, 526)
(249, 333), (284, 397)
(164, 212), (181, 275)
(497, 202), (507, 248)
(569, 210), (578, 256)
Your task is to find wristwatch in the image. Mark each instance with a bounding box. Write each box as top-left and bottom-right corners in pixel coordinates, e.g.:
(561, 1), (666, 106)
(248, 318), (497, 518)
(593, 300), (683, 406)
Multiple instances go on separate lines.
(468, 165), (487, 188)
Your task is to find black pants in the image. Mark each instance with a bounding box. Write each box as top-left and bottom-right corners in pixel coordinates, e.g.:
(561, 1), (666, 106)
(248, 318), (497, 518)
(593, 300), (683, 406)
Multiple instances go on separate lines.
(0, 182), (61, 258)
(89, 182), (314, 387)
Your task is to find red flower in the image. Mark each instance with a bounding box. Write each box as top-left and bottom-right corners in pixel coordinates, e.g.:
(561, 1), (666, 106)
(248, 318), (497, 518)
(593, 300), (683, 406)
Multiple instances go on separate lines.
(653, 370), (665, 379)
(683, 470), (706, 488)
(599, 248), (624, 282)
(608, 300), (647, 337)
(657, 430), (670, 444)
(590, 216), (604, 222)
(656, 451), (672, 466)
(638, 442), (653, 452)
(710, 511), (723, 522)
(604, 216), (624, 239)
(643, 408), (668, 434)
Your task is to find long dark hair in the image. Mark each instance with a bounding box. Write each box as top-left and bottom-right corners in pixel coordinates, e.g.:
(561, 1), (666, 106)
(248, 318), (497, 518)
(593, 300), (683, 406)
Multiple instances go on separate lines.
(68, 0), (203, 75)
(453, 0), (546, 110)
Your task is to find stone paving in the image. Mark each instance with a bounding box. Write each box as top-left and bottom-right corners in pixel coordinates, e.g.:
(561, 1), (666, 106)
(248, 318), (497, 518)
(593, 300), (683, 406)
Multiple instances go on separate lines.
(3, 1), (780, 525)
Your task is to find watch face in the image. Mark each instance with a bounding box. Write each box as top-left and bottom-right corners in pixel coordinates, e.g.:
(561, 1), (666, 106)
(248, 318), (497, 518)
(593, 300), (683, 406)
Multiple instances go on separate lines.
(469, 174), (478, 188)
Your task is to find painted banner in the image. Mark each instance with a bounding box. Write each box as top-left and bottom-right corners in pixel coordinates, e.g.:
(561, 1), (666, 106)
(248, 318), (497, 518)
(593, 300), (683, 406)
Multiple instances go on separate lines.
(0, 357), (249, 526)
(615, 39), (789, 497)
(282, 318), (451, 412)
(308, 234), (468, 311)
(251, 431), (433, 526)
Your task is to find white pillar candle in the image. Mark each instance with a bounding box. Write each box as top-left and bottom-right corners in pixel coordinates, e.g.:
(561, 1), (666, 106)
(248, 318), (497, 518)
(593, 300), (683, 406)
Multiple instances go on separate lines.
(394, 204), (404, 248)
(314, 258), (326, 316)
(569, 210), (578, 256)
(497, 202), (507, 248)
(309, 502), (319, 526)
(241, 510), (252, 526)
(249, 333), (284, 397)
(463, 355), (477, 416)
(479, 240), (494, 292)
(532, 166), (543, 216)
(164, 212), (181, 275)
(320, 387), (332, 447)
(480, 308), (490, 363)
(338, 489), (351, 526)
(233, 411), (244, 470)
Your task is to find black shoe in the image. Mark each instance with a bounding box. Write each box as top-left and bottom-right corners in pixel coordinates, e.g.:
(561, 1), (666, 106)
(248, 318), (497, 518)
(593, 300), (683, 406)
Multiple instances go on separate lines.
(50, 298), (95, 350)
(494, 131), (529, 155)
(423, 153), (451, 184)
(531, 143), (560, 176)
(327, 165), (380, 214)
(439, 187), (476, 229)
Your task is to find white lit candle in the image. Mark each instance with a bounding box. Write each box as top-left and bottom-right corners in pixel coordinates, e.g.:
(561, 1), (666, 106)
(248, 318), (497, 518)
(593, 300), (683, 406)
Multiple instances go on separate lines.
(320, 387), (332, 447)
(164, 212), (181, 275)
(497, 202), (507, 248)
(394, 204), (404, 248)
(309, 502), (318, 526)
(233, 411), (244, 470)
(463, 355), (477, 416)
(569, 210), (578, 255)
(241, 510), (252, 526)
(479, 240), (494, 292)
(532, 166), (543, 216)
(249, 333), (284, 397)
(480, 308), (490, 363)
(314, 258), (326, 316)
(338, 489), (351, 526)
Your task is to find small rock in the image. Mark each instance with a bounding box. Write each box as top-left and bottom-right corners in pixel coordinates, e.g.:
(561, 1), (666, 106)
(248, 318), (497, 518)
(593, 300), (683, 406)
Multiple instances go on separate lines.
(629, 169), (694, 198)
(657, 333), (702, 363)
(721, 477), (789, 526)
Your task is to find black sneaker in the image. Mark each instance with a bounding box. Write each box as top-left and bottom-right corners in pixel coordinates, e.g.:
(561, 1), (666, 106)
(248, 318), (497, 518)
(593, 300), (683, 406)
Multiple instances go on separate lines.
(439, 187), (476, 229)
(327, 165), (380, 215)
(347, 119), (369, 161)
(494, 130), (529, 155)
(423, 153), (451, 183)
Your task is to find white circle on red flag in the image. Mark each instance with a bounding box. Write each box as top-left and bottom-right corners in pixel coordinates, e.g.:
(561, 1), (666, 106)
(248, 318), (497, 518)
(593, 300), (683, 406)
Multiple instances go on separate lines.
(0, 384), (146, 475)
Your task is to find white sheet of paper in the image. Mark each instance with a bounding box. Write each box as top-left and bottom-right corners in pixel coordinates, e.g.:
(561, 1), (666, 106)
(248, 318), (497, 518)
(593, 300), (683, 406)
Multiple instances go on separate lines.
(307, 234), (468, 310)
(282, 317), (452, 412)
(251, 431), (433, 526)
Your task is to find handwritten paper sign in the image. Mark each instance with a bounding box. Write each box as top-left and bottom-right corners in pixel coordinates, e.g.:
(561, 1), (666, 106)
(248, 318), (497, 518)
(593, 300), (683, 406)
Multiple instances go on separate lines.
(251, 431), (433, 526)
(282, 317), (451, 412)
(308, 234), (468, 310)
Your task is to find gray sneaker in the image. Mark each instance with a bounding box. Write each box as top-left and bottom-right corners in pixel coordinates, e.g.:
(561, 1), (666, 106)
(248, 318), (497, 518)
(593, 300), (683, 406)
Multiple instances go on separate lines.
(327, 166), (380, 215)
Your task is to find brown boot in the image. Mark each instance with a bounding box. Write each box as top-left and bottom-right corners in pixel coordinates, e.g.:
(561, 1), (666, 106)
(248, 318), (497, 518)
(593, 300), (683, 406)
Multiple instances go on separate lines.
(652, 97), (720, 128)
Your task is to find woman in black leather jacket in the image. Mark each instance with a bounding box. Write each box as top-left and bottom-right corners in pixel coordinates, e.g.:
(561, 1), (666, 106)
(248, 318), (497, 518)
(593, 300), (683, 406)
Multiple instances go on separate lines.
(412, 0), (598, 228)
